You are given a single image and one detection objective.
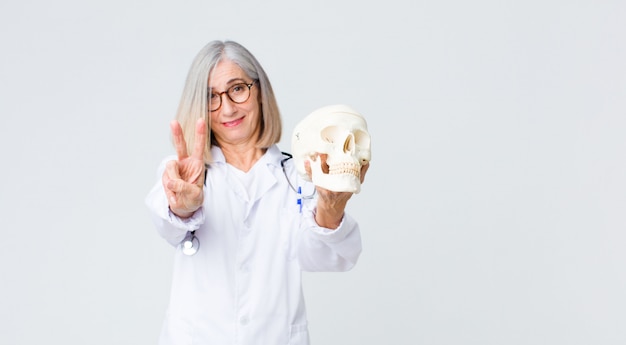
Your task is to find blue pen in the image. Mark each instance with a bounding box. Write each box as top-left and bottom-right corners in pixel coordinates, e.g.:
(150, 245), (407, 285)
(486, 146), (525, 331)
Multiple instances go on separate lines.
(297, 186), (302, 213)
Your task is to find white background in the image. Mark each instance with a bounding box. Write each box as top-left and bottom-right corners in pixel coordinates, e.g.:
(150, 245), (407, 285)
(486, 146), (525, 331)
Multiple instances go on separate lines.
(1, 0), (625, 344)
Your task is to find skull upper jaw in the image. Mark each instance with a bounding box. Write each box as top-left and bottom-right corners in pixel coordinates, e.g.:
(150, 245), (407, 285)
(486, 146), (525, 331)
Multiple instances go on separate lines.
(309, 157), (363, 193)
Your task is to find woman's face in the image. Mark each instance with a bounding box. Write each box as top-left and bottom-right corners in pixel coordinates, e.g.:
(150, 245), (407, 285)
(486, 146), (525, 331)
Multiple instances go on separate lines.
(208, 59), (261, 147)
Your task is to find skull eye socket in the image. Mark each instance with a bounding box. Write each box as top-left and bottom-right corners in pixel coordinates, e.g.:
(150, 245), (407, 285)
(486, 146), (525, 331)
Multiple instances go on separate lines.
(354, 129), (370, 147)
(321, 127), (371, 154)
(320, 126), (339, 143)
(321, 126), (355, 153)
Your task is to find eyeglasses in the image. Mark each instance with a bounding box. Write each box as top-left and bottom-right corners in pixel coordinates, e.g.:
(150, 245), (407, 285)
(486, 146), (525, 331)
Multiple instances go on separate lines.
(208, 81), (256, 112)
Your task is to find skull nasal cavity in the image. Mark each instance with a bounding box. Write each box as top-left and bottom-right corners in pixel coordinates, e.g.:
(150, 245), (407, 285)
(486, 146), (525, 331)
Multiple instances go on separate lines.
(343, 134), (355, 153)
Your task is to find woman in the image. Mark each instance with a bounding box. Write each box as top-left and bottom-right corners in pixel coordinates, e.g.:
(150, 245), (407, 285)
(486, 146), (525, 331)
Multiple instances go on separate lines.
(145, 40), (368, 345)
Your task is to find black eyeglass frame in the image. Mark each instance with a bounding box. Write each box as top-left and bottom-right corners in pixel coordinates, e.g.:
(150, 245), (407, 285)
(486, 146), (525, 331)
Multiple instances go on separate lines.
(208, 81), (257, 112)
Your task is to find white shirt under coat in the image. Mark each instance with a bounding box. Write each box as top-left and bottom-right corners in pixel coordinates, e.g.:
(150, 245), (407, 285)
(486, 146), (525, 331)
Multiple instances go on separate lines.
(145, 144), (362, 345)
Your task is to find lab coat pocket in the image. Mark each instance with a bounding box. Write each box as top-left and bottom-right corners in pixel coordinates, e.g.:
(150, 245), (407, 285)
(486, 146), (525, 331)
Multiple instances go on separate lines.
(288, 323), (310, 345)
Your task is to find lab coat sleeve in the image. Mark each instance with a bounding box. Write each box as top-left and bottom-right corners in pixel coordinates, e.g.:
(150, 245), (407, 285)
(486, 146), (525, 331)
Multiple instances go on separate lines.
(144, 157), (205, 247)
(297, 208), (362, 272)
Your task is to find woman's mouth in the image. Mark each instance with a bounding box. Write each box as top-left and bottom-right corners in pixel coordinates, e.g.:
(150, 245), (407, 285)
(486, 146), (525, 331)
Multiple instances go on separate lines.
(223, 117), (244, 127)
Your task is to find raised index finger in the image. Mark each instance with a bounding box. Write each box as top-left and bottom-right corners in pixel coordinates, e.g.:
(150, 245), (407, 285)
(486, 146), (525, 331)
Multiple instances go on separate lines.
(192, 117), (207, 161)
(170, 120), (189, 160)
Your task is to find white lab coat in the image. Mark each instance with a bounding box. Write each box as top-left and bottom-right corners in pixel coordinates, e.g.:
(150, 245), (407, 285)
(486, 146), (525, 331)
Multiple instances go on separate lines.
(145, 145), (362, 345)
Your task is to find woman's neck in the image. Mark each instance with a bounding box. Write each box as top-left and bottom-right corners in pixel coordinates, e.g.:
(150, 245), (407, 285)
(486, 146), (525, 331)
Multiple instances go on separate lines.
(220, 145), (266, 172)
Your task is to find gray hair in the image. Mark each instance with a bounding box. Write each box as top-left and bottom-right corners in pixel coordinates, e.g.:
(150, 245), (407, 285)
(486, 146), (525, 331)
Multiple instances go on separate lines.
(173, 40), (282, 163)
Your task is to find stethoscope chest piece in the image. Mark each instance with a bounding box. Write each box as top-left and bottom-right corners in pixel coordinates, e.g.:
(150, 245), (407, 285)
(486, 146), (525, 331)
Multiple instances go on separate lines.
(181, 231), (200, 256)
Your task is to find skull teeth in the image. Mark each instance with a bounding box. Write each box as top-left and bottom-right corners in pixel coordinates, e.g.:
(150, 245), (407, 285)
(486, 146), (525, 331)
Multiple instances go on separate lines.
(328, 162), (360, 177)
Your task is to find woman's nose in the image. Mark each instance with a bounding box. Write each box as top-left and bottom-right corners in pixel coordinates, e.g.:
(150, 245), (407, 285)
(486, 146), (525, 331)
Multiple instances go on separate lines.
(220, 94), (237, 115)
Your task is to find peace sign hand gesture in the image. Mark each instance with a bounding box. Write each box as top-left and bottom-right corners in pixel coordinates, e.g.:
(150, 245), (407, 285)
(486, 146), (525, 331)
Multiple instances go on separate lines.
(162, 118), (207, 218)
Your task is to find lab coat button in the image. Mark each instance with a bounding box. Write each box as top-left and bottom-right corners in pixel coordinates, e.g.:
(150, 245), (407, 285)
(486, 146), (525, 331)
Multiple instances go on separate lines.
(239, 316), (249, 326)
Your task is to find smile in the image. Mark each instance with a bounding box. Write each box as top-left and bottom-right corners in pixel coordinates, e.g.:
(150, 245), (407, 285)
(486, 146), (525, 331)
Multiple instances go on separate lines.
(223, 116), (245, 127)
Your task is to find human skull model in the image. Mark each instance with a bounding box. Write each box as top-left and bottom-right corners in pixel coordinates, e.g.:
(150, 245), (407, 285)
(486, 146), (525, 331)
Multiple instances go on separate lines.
(291, 104), (371, 193)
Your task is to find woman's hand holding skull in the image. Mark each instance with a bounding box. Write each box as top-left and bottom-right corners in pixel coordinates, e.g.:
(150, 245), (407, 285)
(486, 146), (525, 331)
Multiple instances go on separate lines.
(306, 154), (370, 229)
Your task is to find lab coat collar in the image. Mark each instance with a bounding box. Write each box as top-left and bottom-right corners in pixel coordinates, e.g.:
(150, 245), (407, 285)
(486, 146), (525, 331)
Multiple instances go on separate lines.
(261, 145), (285, 168)
(209, 145), (283, 214)
(208, 145), (283, 167)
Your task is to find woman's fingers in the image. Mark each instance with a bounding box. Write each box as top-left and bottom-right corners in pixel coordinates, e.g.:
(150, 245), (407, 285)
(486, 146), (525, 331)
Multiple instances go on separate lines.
(192, 118), (207, 161)
(304, 160), (312, 180)
(163, 174), (203, 213)
(165, 160), (182, 181)
(171, 182), (203, 212)
(164, 119), (207, 218)
(170, 120), (189, 160)
(163, 160), (182, 203)
(359, 163), (370, 184)
(170, 118), (207, 162)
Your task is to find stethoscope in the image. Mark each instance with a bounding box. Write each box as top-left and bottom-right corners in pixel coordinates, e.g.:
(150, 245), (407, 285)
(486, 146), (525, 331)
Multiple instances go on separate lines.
(180, 152), (316, 256)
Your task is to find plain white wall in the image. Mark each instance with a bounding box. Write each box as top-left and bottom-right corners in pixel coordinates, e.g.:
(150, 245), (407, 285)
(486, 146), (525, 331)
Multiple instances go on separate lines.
(1, 0), (625, 344)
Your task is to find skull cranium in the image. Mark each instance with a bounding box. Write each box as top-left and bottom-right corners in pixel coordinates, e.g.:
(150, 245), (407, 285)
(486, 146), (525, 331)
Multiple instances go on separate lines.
(291, 104), (371, 193)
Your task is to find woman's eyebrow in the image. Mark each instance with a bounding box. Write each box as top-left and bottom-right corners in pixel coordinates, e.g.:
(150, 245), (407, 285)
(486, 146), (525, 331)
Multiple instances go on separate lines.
(208, 77), (247, 91)
(226, 77), (247, 84)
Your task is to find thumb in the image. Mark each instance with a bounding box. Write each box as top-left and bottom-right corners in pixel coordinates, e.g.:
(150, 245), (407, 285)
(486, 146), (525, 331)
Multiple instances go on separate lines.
(167, 178), (188, 194)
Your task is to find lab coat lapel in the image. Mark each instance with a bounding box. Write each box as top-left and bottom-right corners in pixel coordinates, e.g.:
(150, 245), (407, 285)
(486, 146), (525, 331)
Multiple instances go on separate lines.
(210, 146), (250, 203)
(241, 151), (278, 221)
(216, 146), (282, 220)
(248, 146), (283, 206)
(226, 168), (249, 202)
(250, 161), (277, 205)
